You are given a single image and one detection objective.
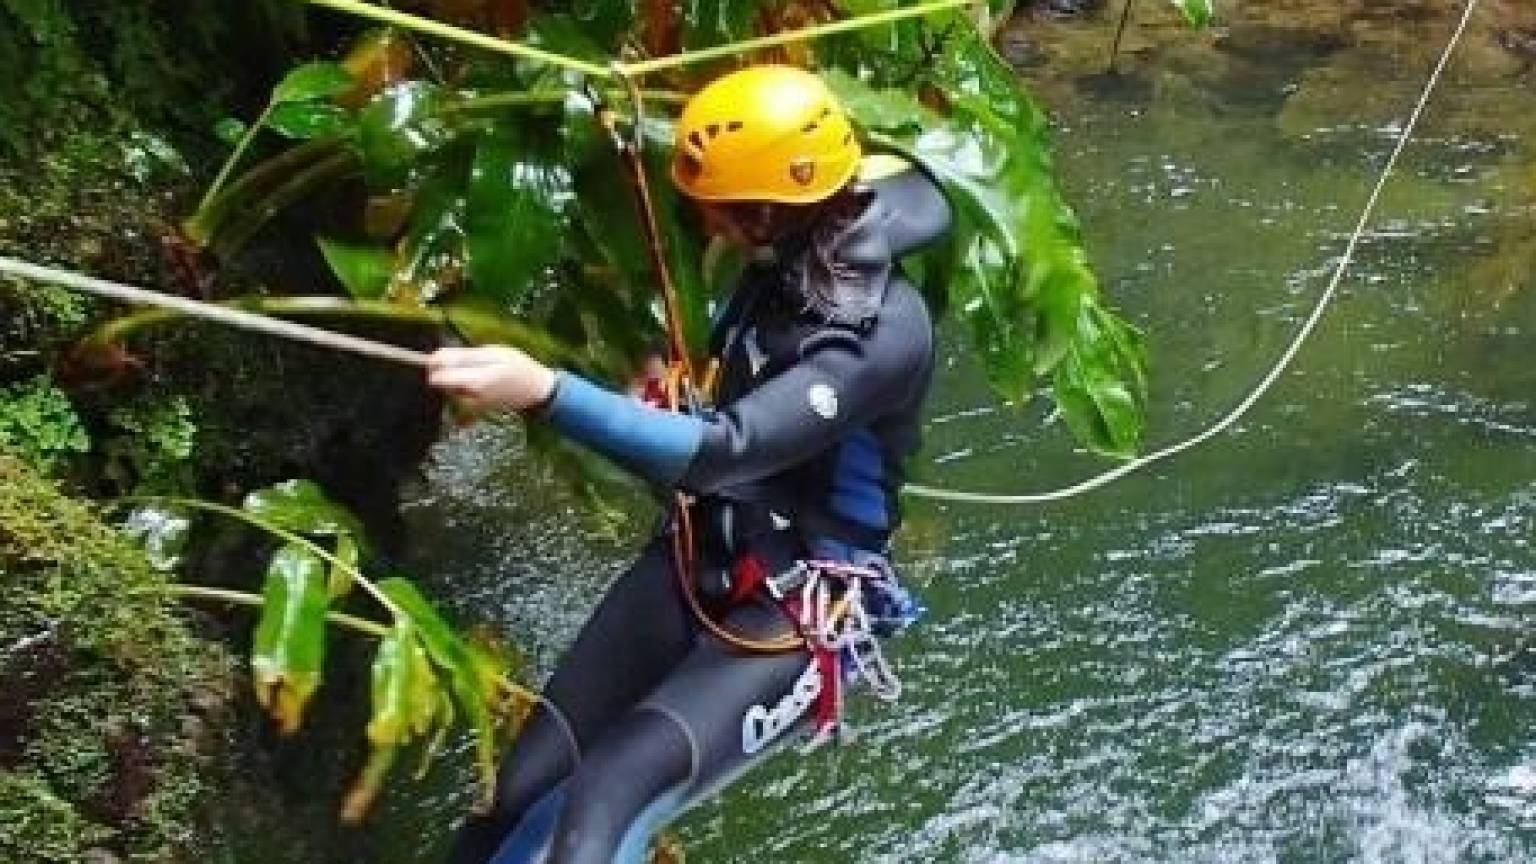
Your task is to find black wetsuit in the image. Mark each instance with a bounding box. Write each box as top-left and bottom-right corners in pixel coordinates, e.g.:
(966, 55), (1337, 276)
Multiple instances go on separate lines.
(446, 165), (952, 864)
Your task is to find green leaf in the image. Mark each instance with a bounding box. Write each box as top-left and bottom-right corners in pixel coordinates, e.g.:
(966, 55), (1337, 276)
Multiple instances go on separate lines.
(268, 101), (353, 140)
(1169, 0), (1213, 28)
(316, 235), (395, 299)
(830, 18), (1148, 456)
(214, 117), (248, 145)
(341, 618), (445, 821)
(389, 156), (471, 303)
(241, 479), (366, 540)
(273, 61), (356, 104)
(251, 545), (329, 735)
(566, 1), (635, 53)
(356, 82), (461, 190)
(378, 576), (505, 812)
(824, 69), (937, 135)
(464, 128), (570, 309)
(328, 533), (360, 599)
(683, 0), (757, 50)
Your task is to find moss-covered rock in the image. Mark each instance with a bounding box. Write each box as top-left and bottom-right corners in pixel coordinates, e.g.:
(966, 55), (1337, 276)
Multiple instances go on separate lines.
(0, 450), (234, 863)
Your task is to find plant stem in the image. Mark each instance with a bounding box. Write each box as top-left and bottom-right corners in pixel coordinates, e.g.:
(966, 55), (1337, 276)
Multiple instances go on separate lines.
(305, 0), (611, 77)
(198, 102), (273, 214)
(213, 150), (360, 258)
(168, 584), (542, 707)
(185, 137), (346, 247)
(459, 88), (687, 113)
(118, 496), (406, 620)
(1108, 0), (1138, 73)
(620, 0), (971, 76)
(170, 583), (390, 636)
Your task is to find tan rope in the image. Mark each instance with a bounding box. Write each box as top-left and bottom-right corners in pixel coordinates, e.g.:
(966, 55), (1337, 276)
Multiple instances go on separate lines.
(0, 257), (429, 368)
(904, 0), (1484, 505)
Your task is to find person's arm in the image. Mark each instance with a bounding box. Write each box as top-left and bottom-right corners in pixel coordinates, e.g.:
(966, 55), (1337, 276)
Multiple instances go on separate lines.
(543, 324), (927, 493)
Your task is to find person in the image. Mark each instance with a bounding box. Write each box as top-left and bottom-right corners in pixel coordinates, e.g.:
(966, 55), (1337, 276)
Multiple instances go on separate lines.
(428, 65), (952, 864)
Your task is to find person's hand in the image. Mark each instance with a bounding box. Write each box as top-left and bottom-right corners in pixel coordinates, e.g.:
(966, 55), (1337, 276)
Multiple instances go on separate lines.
(425, 345), (557, 415)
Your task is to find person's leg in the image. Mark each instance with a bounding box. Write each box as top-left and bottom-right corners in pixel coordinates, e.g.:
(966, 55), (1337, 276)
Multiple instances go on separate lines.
(446, 540), (695, 864)
(540, 600), (815, 864)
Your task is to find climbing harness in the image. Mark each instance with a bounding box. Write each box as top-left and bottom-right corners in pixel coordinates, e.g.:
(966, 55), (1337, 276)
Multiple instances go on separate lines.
(903, 0), (1486, 506)
(727, 554), (915, 746)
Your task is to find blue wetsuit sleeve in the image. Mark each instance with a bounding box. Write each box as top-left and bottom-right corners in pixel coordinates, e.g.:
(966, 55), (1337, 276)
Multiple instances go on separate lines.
(681, 298), (932, 495)
(542, 373), (704, 485)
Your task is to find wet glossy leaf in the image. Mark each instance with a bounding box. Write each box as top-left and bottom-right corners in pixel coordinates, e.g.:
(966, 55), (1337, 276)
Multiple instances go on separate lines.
(273, 61), (356, 104)
(465, 129), (570, 308)
(357, 82), (461, 189)
(390, 158), (471, 303)
(830, 24), (1148, 456)
(339, 28), (415, 109)
(1170, 0), (1213, 28)
(378, 576), (502, 811)
(340, 618), (443, 821)
(1052, 301), (1148, 457)
(268, 101), (352, 140)
(251, 545), (329, 735)
(366, 621), (440, 745)
(316, 235), (395, 299)
(214, 117), (248, 145)
(242, 479), (366, 540)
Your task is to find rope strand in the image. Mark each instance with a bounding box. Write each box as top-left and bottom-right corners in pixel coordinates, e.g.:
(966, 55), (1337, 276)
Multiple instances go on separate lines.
(0, 257), (429, 368)
(904, 0), (1483, 506)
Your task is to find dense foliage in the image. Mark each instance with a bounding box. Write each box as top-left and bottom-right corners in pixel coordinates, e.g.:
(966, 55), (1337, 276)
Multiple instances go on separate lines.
(135, 0), (1153, 461)
(132, 479), (530, 821)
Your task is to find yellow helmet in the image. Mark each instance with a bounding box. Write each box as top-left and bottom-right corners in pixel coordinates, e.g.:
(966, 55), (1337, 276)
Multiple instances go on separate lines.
(671, 66), (862, 205)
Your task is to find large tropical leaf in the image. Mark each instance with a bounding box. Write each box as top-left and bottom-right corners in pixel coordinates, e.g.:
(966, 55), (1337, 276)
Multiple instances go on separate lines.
(357, 82), (462, 190)
(251, 544), (330, 734)
(464, 127), (571, 309)
(827, 26), (1149, 456)
(341, 619), (446, 822)
(316, 235), (396, 299)
(378, 576), (508, 812)
(242, 479), (365, 540)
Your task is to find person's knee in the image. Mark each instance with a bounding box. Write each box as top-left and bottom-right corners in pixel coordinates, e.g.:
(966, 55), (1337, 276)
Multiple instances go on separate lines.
(548, 709), (695, 864)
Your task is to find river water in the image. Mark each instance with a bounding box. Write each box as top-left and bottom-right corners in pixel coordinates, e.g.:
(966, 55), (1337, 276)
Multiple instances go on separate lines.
(387, 5), (1536, 862)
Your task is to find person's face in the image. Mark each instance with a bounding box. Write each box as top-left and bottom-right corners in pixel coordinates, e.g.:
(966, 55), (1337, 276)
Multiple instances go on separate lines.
(699, 201), (782, 249)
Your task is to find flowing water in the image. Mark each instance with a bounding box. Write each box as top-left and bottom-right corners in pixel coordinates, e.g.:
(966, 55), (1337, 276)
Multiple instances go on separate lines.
(384, 6), (1536, 862)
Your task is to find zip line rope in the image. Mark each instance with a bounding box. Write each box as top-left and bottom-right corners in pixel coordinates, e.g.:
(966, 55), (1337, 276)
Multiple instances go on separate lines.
(0, 257), (430, 368)
(902, 0), (1484, 506)
(303, 0), (972, 79)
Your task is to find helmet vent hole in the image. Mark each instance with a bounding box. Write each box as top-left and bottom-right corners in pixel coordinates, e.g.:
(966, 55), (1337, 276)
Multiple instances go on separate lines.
(843, 132), (853, 145)
(726, 121), (743, 132)
(706, 123), (720, 138)
(802, 121), (818, 133)
(688, 131), (705, 150)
